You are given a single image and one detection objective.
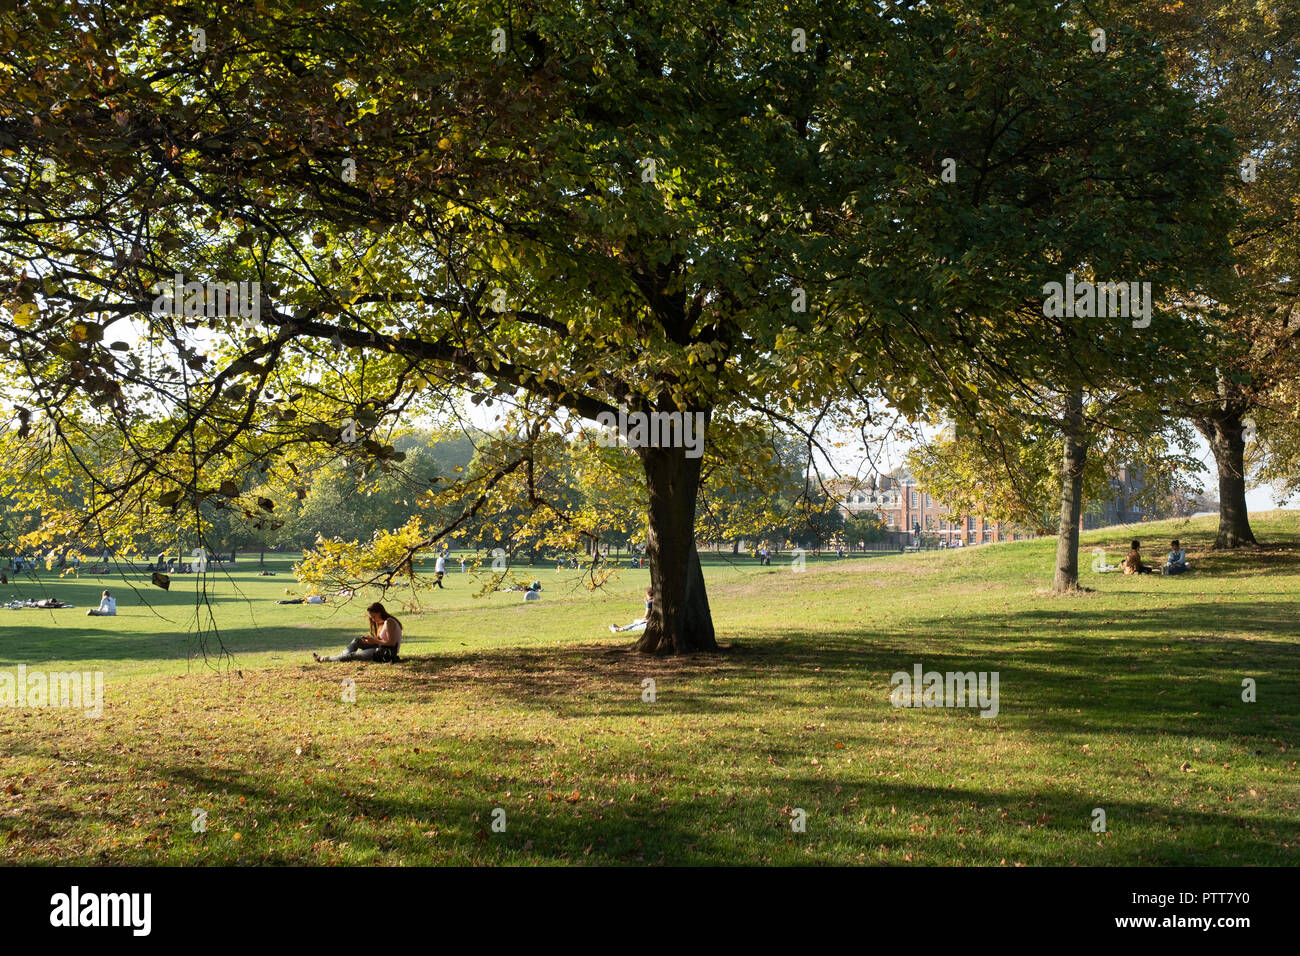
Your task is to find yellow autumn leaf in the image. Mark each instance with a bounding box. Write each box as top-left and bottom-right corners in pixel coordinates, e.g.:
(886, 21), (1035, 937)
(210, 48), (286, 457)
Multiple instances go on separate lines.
(10, 302), (37, 326)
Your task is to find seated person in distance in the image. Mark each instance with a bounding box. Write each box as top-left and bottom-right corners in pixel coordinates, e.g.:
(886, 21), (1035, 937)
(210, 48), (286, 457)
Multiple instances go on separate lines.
(1163, 539), (1190, 574)
(1122, 540), (1154, 575)
(86, 590), (117, 616)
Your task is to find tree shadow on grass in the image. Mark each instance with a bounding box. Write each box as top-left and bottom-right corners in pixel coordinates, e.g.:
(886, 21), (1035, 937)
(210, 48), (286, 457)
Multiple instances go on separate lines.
(337, 614), (1298, 751)
(13, 742), (1290, 866)
(5, 626), (1294, 866)
(5, 593), (1295, 755)
(1085, 537), (1300, 575)
(0, 620), (362, 666)
(388, 642), (752, 718)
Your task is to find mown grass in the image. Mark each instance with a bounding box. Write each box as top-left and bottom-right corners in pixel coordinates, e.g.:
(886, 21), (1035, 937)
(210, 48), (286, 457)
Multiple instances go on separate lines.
(1, 514), (1296, 865)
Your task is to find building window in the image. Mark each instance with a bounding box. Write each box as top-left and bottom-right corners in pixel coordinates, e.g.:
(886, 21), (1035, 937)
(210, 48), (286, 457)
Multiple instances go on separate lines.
(926, 494), (933, 507)
(910, 490), (919, 508)
(967, 516), (975, 531)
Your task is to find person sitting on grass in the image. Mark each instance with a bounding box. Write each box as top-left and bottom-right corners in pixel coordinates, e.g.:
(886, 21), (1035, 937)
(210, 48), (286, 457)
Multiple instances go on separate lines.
(313, 602), (402, 663)
(610, 589), (652, 633)
(1163, 539), (1190, 575)
(86, 589), (116, 616)
(1122, 540), (1154, 575)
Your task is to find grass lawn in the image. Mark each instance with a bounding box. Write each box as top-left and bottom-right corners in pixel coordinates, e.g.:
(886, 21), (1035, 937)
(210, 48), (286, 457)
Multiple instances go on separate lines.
(1, 514), (1297, 865)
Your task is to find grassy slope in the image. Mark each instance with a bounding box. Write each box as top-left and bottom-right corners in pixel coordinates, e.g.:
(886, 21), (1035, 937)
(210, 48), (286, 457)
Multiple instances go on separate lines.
(1, 514), (1296, 865)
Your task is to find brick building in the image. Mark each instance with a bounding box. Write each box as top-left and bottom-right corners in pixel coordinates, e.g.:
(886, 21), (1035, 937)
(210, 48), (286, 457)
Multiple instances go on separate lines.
(830, 465), (1156, 546)
(830, 470), (1022, 546)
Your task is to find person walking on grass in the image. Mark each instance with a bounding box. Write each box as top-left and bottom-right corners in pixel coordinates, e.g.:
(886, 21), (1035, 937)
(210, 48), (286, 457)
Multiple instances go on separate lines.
(434, 551), (447, 588)
(313, 602), (402, 662)
(1122, 539), (1154, 575)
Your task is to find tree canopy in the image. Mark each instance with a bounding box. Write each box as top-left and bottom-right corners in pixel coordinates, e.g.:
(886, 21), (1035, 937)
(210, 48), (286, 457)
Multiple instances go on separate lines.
(1, 0), (1243, 648)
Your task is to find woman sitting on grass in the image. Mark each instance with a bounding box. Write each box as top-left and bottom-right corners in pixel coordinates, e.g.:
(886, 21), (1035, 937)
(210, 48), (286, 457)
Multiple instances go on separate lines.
(86, 589), (116, 616)
(313, 602), (402, 663)
(1122, 539), (1154, 575)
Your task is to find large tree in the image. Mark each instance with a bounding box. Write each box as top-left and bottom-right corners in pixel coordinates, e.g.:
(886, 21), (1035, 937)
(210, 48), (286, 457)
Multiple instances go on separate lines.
(1110, 0), (1300, 547)
(1, 0), (1236, 647)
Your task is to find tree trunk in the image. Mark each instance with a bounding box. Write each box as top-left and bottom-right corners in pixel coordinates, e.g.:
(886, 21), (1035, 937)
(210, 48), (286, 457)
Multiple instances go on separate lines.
(1053, 388), (1087, 592)
(633, 441), (718, 655)
(1194, 410), (1258, 548)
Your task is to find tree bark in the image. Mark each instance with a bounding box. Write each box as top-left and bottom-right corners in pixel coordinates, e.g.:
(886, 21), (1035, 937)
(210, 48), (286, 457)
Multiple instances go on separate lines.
(633, 440), (718, 654)
(1053, 388), (1087, 592)
(1194, 409), (1258, 548)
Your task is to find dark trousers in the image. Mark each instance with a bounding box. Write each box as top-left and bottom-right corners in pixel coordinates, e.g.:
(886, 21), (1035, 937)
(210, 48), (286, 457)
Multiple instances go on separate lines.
(325, 637), (393, 661)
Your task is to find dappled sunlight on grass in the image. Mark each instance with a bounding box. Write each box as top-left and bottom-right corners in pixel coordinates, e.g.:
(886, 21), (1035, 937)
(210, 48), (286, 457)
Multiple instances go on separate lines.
(1, 513), (1297, 864)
